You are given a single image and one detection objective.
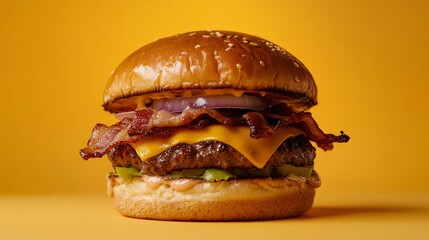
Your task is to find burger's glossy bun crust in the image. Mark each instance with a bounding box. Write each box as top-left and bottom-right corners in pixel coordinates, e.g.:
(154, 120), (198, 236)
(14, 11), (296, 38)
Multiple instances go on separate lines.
(103, 30), (317, 113)
(108, 176), (316, 221)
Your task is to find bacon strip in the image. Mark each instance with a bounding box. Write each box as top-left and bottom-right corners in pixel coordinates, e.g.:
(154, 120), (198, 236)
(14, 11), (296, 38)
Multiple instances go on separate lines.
(128, 108), (244, 136)
(242, 112), (276, 139)
(80, 108), (349, 160)
(80, 118), (143, 160)
(267, 112), (350, 150)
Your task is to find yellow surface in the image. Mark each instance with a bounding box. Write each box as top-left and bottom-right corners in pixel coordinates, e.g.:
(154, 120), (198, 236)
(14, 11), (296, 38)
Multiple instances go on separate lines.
(0, 0), (428, 239)
(1, 194), (428, 239)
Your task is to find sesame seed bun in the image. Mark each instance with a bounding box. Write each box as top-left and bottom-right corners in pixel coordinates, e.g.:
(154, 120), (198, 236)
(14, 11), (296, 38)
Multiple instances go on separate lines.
(108, 176), (316, 221)
(103, 30), (317, 113)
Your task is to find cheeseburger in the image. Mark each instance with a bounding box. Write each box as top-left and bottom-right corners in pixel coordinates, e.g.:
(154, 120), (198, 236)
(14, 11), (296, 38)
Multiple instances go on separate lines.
(80, 30), (349, 221)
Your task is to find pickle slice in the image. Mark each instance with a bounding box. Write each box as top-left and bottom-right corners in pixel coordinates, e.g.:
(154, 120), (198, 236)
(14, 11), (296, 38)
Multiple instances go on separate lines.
(202, 169), (236, 181)
(115, 167), (142, 182)
(273, 165), (312, 178)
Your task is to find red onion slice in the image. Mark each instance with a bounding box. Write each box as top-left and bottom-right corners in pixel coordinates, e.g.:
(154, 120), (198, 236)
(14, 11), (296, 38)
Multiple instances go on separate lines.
(151, 95), (267, 112)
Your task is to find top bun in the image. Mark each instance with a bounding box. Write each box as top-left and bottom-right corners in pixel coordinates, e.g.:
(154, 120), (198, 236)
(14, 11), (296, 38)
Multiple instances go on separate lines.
(103, 30), (317, 113)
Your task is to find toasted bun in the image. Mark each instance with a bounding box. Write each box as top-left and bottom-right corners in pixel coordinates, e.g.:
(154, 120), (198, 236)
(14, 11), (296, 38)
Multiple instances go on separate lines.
(108, 176), (316, 221)
(103, 30), (317, 113)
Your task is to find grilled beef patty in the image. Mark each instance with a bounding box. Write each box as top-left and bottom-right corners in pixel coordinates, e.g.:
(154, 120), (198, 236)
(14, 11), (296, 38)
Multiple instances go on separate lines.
(108, 135), (315, 176)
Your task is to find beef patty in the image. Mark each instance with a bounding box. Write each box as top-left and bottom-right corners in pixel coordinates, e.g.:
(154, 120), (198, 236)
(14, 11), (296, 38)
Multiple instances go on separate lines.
(108, 134), (316, 176)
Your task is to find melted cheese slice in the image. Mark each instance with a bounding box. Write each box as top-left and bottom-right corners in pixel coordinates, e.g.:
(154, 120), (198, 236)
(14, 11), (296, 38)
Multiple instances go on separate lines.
(131, 125), (304, 169)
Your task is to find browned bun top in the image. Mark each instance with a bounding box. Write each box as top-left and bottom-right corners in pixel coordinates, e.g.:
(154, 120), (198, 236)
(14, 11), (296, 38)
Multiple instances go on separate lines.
(103, 30), (317, 113)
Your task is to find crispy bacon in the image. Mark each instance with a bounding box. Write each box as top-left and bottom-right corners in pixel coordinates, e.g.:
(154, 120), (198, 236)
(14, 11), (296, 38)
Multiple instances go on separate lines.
(267, 111), (350, 150)
(80, 107), (349, 160)
(242, 112), (276, 139)
(80, 118), (142, 160)
(128, 108), (244, 136)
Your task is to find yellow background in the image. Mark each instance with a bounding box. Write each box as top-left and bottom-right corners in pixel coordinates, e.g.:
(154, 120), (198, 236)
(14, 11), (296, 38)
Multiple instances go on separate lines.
(0, 0), (428, 239)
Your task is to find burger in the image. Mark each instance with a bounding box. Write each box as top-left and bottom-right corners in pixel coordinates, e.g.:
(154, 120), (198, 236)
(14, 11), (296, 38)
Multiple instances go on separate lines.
(80, 30), (349, 221)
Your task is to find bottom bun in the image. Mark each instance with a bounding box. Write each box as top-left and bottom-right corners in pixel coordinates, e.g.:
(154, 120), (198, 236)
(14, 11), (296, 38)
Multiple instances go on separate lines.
(108, 176), (316, 221)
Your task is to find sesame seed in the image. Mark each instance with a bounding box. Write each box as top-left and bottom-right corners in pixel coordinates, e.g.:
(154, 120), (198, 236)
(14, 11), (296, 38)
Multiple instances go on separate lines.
(193, 83), (200, 87)
(202, 34), (210, 38)
(233, 35), (239, 39)
(227, 35), (232, 39)
(236, 63), (242, 70)
(250, 42), (259, 47)
(228, 43), (234, 47)
(243, 37), (248, 41)
(270, 48), (276, 52)
(224, 81), (232, 86)
(215, 31), (224, 37)
(225, 47), (231, 51)
(243, 40), (249, 43)
(241, 54), (247, 58)
(294, 77), (300, 83)
(259, 60), (265, 67)
(215, 56), (221, 60)
(224, 39), (231, 43)
(195, 44), (201, 49)
(293, 62), (300, 68)
(189, 32), (196, 36)
(214, 50), (218, 56)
